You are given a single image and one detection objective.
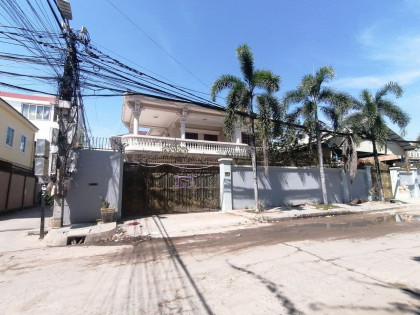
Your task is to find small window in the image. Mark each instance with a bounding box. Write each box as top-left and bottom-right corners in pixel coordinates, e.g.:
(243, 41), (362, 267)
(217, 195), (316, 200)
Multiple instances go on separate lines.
(204, 134), (218, 142)
(20, 135), (26, 152)
(185, 132), (198, 140)
(6, 127), (14, 147)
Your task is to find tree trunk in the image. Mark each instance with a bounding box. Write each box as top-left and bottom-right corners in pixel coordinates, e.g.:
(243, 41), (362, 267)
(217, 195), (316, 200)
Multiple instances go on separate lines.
(372, 138), (385, 201)
(250, 117), (260, 212)
(316, 122), (328, 205)
(262, 138), (269, 175)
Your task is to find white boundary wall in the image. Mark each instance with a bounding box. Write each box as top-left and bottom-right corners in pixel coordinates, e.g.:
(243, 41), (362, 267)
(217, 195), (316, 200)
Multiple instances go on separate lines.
(219, 159), (372, 211)
(390, 167), (419, 199)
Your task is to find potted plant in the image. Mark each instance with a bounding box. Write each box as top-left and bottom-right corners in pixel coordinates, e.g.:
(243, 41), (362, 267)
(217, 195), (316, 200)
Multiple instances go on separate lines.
(100, 196), (115, 223)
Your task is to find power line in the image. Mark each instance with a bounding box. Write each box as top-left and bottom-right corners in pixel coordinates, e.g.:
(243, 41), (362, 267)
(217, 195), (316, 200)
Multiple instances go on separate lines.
(105, 0), (210, 90)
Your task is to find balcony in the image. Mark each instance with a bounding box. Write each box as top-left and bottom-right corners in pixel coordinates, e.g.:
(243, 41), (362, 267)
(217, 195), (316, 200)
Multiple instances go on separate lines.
(115, 134), (250, 157)
(407, 150), (420, 160)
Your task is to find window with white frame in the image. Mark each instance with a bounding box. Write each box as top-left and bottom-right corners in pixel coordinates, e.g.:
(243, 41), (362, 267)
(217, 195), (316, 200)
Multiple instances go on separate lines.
(22, 104), (51, 121)
(5, 127), (14, 147)
(20, 135), (27, 152)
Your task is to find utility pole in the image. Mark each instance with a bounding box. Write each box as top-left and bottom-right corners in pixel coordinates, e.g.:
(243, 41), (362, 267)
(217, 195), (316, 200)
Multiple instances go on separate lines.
(49, 0), (85, 227)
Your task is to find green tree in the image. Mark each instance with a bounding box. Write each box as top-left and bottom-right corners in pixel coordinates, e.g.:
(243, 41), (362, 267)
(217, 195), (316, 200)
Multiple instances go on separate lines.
(345, 82), (410, 201)
(211, 44), (281, 211)
(284, 66), (354, 204)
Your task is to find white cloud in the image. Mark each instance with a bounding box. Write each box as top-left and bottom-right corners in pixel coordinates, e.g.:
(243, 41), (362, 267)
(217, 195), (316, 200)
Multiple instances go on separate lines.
(338, 23), (420, 89)
(334, 70), (420, 89)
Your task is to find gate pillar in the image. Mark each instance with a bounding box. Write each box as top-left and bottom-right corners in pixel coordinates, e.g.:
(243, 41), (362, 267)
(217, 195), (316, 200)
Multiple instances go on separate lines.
(219, 158), (233, 212)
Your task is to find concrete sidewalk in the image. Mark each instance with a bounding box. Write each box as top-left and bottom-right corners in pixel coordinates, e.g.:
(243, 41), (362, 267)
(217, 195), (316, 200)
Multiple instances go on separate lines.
(120, 198), (420, 241)
(230, 198), (420, 222)
(37, 197), (420, 246)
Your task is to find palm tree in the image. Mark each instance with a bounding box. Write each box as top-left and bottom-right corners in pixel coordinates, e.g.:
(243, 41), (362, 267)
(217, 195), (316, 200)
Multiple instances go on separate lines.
(284, 66), (354, 205)
(211, 44), (281, 211)
(345, 82), (410, 201)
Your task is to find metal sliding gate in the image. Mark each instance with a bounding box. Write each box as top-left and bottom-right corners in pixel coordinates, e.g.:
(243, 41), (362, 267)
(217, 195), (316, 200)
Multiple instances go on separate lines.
(122, 163), (220, 217)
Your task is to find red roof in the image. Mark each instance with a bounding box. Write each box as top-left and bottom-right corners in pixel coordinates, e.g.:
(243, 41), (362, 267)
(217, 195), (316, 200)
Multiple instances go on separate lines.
(0, 91), (56, 102)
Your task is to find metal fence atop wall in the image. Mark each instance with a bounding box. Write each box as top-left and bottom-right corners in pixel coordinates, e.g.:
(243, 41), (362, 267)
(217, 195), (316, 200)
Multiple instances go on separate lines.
(75, 136), (123, 151)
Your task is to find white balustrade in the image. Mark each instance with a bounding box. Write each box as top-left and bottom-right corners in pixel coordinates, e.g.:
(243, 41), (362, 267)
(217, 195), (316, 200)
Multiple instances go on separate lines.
(407, 151), (420, 159)
(119, 134), (250, 157)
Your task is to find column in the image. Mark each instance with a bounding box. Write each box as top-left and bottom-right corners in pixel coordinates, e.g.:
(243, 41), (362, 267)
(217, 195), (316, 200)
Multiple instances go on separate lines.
(180, 116), (186, 140)
(219, 158), (233, 212)
(132, 100), (142, 135)
(179, 107), (188, 140)
(234, 123), (242, 144)
(132, 111), (140, 135)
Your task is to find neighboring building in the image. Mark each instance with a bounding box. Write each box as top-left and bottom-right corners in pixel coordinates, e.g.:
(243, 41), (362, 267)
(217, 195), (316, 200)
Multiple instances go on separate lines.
(407, 148), (420, 163)
(328, 128), (415, 165)
(0, 97), (38, 212)
(0, 92), (58, 174)
(114, 93), (251, 162)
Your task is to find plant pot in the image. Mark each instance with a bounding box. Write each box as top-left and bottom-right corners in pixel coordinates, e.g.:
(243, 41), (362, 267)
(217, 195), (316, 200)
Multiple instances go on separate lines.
(100, 207), (115, 223)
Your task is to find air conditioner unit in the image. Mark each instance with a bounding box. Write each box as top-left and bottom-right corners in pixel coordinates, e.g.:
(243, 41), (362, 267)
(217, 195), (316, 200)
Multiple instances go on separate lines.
(35, 139), (50, 157)
(35, 158), (49, 177)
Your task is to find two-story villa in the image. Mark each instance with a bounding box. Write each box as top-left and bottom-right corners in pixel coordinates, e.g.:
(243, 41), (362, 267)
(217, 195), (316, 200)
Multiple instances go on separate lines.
(111, 93), (251, 216)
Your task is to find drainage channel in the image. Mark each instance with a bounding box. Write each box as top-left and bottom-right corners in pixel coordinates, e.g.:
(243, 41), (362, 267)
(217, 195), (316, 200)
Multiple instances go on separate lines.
(67, 236), (86, 245)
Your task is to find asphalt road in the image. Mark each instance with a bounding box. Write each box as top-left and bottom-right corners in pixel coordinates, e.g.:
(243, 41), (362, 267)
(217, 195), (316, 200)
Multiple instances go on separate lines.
(0, 207), (419, 314)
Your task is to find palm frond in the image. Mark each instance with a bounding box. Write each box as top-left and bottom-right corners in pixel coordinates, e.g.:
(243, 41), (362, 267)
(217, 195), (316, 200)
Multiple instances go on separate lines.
(225, 81), (248, 111)
(378, 99), (410, 132)
(283, 89), (306, 106)
(253, 70), (280, 93)
(236, 44), (254, 85)
(301, 99), (316, 120)
(320, 106), (340, 131)
(300, 75), (316, 95)
(316, 66), (335, 85)
(211, 75), (242, 101)
(375, 81), (403, 102)
(223, 100), (238, 140)
(360, 89), (372, 105)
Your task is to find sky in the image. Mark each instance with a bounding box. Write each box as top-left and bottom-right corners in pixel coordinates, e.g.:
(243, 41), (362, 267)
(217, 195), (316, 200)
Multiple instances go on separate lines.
(3, 0), (420, 140)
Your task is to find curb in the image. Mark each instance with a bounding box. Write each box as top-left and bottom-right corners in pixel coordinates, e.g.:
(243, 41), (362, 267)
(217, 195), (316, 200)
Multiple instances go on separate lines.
(228, 203), (416, 223)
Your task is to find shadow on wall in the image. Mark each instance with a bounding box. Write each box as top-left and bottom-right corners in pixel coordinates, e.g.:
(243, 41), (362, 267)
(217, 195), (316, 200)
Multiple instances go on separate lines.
(64, 150), (123, 225)
(232, 166), (369, 209)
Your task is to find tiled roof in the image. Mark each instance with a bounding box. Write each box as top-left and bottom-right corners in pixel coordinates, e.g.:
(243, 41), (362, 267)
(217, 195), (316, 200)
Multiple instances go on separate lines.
(0, 91), (56, 102)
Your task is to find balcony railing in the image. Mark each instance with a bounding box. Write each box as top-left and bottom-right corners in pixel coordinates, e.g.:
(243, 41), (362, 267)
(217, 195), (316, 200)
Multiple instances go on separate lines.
(115, 134), (250, 157)
(407, 150), (420, 159)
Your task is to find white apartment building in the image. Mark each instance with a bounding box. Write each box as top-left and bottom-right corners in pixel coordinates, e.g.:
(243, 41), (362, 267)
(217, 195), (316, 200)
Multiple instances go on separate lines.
(0, 91), (58, 174)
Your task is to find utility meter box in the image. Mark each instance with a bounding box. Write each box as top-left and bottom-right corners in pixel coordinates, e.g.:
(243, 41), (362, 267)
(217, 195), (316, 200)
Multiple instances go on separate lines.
(58, 100), (71, 109)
